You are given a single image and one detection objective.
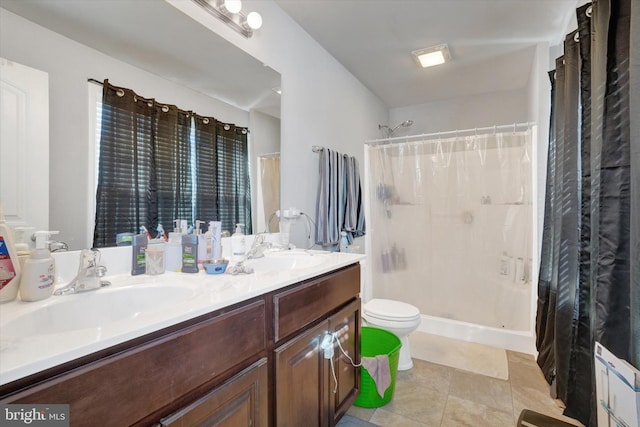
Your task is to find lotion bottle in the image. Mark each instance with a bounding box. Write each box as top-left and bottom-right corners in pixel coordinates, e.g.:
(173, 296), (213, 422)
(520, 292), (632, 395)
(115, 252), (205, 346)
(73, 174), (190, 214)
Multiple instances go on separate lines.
(19, 231), (57, 302)
(231, 224), (246, 262)
(0, 206), (21, 303)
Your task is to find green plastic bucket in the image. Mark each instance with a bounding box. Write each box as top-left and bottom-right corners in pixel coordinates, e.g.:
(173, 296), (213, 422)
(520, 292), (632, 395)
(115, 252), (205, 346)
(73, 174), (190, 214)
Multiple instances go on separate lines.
(353, 326), (402, 408)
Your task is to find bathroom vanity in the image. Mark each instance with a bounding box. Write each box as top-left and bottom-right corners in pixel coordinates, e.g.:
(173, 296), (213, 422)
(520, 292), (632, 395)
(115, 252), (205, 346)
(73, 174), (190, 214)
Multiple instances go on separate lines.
(0, 249), (363, 426)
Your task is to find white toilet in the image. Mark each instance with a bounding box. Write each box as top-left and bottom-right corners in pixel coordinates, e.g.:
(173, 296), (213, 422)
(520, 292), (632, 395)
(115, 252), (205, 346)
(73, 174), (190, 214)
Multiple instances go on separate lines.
(362, 298), (421, 371)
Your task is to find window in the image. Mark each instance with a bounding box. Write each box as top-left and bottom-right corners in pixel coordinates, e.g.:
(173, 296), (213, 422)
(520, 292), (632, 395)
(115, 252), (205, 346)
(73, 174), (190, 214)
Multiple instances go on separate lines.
(91, 81), (251, 248)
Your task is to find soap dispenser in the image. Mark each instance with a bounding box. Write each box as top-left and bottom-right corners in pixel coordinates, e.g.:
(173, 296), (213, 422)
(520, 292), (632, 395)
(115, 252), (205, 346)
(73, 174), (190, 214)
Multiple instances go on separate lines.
(231, 223), (246, 262)
(0, 205), (21, 302)
(19, 231), (58, 302)
(195, 220), (207, 266)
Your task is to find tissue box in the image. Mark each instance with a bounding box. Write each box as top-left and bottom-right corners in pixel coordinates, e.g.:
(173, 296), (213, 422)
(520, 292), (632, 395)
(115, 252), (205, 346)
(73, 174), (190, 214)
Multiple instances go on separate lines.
(594, 342), (640, 427)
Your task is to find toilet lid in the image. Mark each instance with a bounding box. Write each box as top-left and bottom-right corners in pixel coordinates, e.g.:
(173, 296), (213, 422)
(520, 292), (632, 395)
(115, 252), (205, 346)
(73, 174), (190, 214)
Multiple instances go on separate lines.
(364, 299), (420, 321)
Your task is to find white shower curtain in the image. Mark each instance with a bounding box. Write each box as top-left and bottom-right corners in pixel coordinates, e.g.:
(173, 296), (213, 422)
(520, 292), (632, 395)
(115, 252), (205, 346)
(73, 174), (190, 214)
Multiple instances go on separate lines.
(367, 129), (533, 331)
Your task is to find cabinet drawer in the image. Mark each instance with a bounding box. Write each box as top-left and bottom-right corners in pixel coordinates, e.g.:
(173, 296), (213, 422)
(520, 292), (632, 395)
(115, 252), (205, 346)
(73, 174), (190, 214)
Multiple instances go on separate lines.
(3, 300), (266, 427)
(273, 264), (359, 343)
(159, 358), (269, 427)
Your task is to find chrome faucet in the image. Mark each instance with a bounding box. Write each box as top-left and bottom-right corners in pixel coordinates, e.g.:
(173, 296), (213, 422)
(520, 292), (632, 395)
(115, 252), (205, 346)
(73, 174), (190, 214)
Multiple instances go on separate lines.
(54, 249), (110, 296)
(245, 234), (272, 259)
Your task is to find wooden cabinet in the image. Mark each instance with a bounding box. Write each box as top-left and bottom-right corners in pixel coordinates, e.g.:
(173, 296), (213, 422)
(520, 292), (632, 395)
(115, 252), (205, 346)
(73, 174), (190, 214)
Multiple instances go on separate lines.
(159, 358), (269, 427)
(273, 265), (361, 427)
(0, 263), (361, 427)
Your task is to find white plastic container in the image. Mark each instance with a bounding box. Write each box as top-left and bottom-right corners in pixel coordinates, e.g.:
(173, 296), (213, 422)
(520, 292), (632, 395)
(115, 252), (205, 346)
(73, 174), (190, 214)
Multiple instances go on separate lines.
(231, 223), (246, 262)
(0, 206), (21, 302)
(208, 221), (222, 260)
(165, 232), (182, 272)
(19, 231), (57, 302)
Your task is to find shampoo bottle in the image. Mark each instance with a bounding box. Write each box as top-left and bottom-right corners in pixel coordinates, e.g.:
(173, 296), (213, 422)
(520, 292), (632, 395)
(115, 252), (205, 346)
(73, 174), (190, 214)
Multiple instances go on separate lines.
(231, 224), (246, 262)
(0, 206), (21, 302)
(19, 231), (58, 302)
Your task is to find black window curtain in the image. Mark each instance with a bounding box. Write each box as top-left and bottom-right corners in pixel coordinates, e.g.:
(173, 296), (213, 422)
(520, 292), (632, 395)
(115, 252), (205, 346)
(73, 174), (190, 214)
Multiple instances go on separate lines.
(535, 1), (639, 426)
(93, 80), (251, 247)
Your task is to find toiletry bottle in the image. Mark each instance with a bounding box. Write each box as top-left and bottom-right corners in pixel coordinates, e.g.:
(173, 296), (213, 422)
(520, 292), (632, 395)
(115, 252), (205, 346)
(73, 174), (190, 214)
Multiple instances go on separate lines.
(231, 224), (246, 262)
(339, 231), (349, 252)
(209, 221), (222, 260)
(14, 226), (34, 269)
(19, 231), (58, 302)
(181, 234), (199, 273)
(195, 220), (207, 265)
(0, 206), (21, 302)
(131, 233), (148, 275)
(165, 232), (182, 272)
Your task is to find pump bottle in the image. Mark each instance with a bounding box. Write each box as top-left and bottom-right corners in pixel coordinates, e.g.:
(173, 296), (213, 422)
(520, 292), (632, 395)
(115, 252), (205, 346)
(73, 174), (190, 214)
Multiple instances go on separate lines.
(19, 231), (58, 302)
(231, 224), (246, 262)
(0, 206), (21, 302)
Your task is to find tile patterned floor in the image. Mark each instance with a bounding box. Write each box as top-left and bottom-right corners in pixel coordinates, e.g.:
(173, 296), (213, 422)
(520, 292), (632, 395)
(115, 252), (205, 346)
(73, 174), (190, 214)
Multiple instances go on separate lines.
(341, 350), (586, 427)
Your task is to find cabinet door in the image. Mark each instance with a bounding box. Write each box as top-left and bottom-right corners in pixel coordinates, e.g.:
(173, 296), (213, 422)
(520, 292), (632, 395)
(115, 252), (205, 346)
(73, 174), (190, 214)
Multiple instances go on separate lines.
(274, 321), (329, 427)
(159, 358), (269, 427)
(328, 299), (361, 425)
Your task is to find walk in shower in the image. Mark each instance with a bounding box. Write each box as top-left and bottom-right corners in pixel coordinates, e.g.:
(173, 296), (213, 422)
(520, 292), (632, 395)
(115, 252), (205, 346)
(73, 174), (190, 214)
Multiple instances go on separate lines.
(365, 126), (536, 352)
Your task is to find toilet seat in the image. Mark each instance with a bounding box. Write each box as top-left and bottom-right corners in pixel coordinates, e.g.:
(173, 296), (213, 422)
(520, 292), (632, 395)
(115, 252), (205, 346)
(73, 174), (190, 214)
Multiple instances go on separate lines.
(363, 299), (421, 323)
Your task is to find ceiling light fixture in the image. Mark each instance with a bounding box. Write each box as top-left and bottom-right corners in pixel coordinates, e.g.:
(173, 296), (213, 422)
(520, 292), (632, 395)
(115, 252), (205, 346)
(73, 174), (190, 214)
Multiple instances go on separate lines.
(411, 44), (450, 68)
(193, 0), (263, 38)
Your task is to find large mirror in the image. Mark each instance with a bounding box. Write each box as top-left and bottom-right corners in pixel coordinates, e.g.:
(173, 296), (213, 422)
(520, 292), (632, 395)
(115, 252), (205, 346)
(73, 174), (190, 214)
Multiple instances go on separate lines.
(0, 0), (281, 250)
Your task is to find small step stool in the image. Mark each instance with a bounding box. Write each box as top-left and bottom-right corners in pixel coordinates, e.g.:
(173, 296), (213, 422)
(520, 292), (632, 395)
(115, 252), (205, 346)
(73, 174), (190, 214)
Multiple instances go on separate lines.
(517, 409), (577, 427)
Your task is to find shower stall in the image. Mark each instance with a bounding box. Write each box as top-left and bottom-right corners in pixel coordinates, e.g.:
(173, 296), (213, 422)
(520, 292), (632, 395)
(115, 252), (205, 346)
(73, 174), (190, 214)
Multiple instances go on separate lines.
(365, 126), (537, 353)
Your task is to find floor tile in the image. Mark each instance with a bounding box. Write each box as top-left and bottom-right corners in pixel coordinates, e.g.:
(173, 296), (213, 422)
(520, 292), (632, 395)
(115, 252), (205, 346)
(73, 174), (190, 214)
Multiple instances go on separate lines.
(448, 369), (513, 413)
(440, 395), (513, 427)
(382, 378), (448, 426)
(346, 405), (377, 421)
(370, 408), (432, 427)
(397, 358), (453, 394)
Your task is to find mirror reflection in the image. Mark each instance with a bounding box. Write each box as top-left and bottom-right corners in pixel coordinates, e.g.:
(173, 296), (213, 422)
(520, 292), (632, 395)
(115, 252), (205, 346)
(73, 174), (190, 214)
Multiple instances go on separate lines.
(0, 0), (281, 250)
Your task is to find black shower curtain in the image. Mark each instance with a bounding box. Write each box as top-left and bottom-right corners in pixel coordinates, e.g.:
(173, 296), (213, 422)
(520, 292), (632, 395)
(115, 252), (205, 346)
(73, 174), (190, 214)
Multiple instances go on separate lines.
(535, 0), (639, 426)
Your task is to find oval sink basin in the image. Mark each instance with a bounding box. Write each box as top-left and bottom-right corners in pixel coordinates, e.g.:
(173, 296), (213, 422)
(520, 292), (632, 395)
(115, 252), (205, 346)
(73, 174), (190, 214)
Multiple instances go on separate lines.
(2, 284), (199, 338)
(245, 251), (327, 273)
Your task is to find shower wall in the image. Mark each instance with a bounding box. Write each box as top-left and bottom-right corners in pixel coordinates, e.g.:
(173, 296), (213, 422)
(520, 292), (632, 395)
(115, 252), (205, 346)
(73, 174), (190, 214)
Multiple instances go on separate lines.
(368, 131), (533, 331)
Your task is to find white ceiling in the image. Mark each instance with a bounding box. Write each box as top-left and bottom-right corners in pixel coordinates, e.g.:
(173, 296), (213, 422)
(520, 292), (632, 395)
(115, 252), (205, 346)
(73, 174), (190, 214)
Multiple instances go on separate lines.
(274, 0), (579, 108)
(2, 0), (579, 112)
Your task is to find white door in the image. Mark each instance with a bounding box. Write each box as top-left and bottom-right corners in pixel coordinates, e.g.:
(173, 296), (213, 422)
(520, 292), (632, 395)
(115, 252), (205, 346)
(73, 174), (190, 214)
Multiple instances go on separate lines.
(0, 58), (49, 231)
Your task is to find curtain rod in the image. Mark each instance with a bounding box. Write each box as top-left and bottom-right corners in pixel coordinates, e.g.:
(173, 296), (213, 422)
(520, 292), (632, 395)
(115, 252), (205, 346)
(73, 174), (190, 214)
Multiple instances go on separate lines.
(364, 122), (535, 145)
(312, 145), (324, 153)
(88, 78), (103, 86)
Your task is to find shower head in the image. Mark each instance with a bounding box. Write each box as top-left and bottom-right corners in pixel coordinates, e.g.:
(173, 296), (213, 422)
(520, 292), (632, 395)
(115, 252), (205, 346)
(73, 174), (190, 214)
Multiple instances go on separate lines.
(378, 120), (413, 136)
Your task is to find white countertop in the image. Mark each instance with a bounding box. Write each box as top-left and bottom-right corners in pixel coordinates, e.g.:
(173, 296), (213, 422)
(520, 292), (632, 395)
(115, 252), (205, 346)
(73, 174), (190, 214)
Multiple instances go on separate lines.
(0, 248), (365, 387)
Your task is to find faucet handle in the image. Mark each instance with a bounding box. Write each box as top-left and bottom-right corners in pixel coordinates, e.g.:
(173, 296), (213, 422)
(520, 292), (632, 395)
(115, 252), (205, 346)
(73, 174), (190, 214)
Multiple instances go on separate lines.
(79, 248), (101, 270)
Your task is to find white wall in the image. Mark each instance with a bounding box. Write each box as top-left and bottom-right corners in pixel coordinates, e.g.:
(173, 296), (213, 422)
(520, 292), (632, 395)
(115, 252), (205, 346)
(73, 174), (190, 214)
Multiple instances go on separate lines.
(388, 89), (529, 136)
(0, 8), (254, 249)
(168, 0), (388, 248)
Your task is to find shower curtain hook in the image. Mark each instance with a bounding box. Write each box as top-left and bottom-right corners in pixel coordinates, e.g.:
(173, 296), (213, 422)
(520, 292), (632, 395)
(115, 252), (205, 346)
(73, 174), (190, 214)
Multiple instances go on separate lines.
(586, 5), (592, 17)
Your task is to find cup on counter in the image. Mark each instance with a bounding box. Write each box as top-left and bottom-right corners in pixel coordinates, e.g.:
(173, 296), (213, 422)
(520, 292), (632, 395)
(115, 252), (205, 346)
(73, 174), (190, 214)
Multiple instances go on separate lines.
(146, 240), (165, 275)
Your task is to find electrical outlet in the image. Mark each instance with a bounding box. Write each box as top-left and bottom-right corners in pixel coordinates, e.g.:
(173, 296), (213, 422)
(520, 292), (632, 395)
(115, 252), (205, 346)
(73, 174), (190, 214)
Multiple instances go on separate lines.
(321, 333), (334, 359)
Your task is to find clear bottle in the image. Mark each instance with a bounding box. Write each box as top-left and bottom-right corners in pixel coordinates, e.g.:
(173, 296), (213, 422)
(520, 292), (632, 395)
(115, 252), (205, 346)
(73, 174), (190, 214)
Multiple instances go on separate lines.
(195, 220), (207, 266)
(339, 231), (349, 252)
(165, 232), (183, 272)
(19, 231), (57, 302)
(0, 206), (21, 302)
(231, 224), (246, 262)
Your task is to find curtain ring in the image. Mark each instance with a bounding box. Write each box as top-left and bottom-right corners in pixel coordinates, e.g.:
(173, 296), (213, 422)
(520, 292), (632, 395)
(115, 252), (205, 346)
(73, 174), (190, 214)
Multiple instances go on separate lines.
(586, 5), (592, 17)
(147, 101), (153, 108)
(574, 32), (579, 42)
(161, 105), (169, 113)
(116, 89), (125, 97)
(241, 128), (248, 134)
(224, 124), (231, 131)
(203, 118), (209, 124)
